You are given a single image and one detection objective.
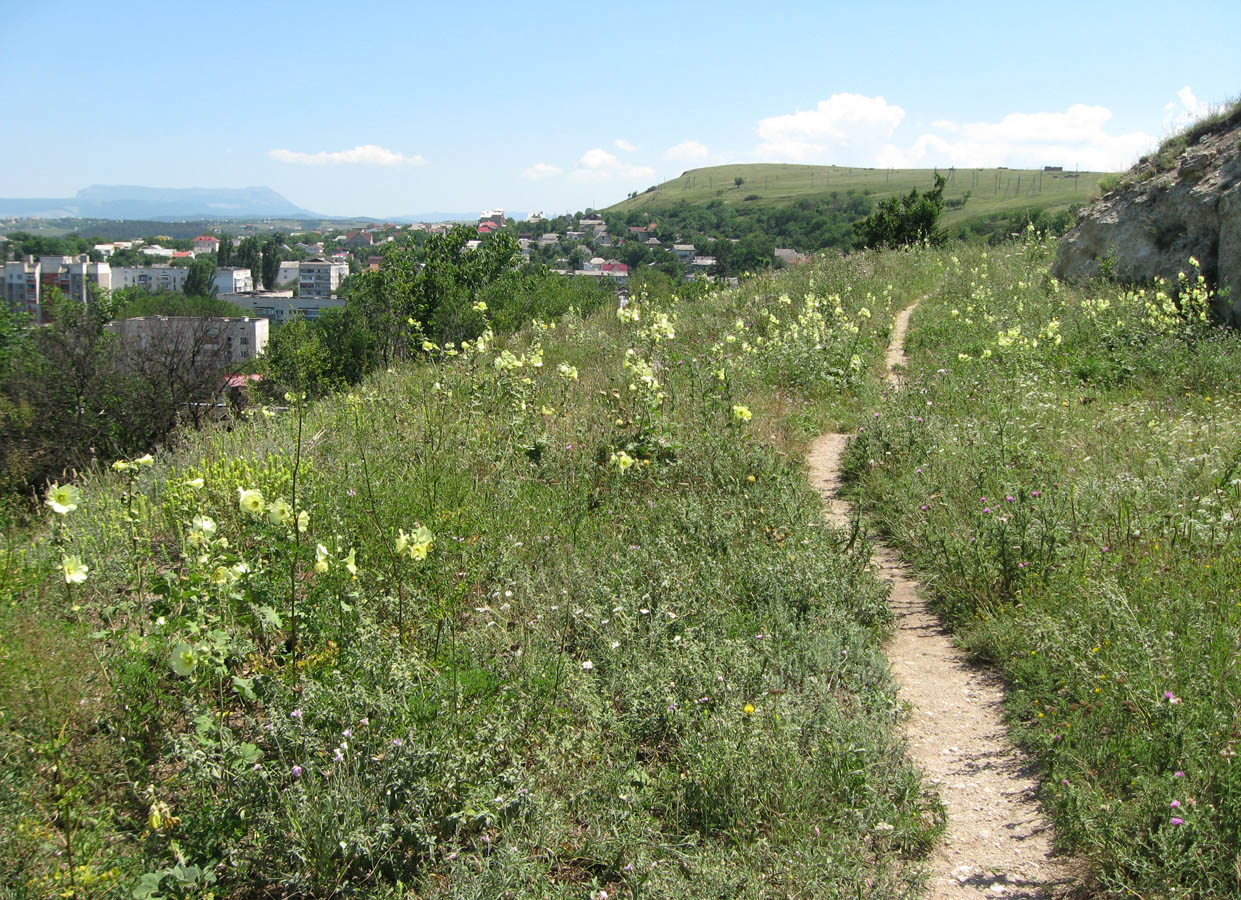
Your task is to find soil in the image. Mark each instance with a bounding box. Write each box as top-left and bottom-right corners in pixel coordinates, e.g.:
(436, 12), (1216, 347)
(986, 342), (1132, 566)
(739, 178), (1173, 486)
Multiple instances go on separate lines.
(806, 303), (1077, 898)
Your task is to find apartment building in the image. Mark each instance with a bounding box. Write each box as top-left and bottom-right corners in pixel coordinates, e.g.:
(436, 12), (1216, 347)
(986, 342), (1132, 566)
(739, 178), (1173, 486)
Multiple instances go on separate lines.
(109, 315), (269, 363)
(211, 267), (253, 295)
(298, 258), (349, 300)
(112, 265), (189, 293)
(221, 290), (344, 324)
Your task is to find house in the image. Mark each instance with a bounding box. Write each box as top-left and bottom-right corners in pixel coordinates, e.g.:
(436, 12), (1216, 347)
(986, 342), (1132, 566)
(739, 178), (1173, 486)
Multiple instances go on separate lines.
(538, 233), (560, 246)
(212, 267), (254, 295)
(464, 240), (482, 252)
(344, 231), (374, 248)
(690, 256), (716, 272)
(480, 209), (506, 226)
(93, 243), (116, 258)
(774, 248), (808, 266)
(367, 255), (385, 271)
(600, 261), (628, 275)
(140, 245), (176, 259)
(580, 217), (603, 228)
(584, 257), (606, 272)
(477, 222), (498, 235)
(672, 243), (696, 263)
(644, 237), (661, 247)
(592, 233), (614, 248)
(193, 235), (221, 254)
(172, 251), (195, 260)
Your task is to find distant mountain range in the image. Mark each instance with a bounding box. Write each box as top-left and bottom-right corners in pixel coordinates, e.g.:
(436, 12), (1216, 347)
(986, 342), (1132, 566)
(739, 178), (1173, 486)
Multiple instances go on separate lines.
(0, 187), (524, 225)
(0, 185), (320, 221)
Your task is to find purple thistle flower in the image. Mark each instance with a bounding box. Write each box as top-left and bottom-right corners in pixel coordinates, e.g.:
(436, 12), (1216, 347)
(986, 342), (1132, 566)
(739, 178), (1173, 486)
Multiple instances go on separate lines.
(1170, 817), (1185, 826)
(291, 765), (303, 778)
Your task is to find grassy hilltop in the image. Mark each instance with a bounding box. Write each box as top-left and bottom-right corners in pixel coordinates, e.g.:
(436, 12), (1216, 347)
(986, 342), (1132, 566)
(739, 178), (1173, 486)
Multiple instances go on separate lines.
(606, 162), (1109, 229)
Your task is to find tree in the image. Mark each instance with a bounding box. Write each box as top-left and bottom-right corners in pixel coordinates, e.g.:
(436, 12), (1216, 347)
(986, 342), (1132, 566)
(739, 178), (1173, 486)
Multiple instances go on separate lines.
(855, 174), (946, 249)
(261, 235), (283, 290)
(235, 236), (262, 280)
(183, 257), (217, 298)
(734, 176), (745, 188)
(217, 234), (234, 267)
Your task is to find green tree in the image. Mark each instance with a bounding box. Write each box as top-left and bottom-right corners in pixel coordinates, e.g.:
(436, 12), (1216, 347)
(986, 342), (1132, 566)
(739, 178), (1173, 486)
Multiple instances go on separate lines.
(217, 234), (234, 267)
(183, 257), (217, 298)
(261, 235), (283, 290)
(855, 174), (946, 249)
(235, 236), (262, 280)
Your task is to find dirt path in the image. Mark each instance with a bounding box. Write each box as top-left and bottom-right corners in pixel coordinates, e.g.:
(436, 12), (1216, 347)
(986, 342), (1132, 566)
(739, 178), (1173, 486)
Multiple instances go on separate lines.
(807, 303), (1075, 899)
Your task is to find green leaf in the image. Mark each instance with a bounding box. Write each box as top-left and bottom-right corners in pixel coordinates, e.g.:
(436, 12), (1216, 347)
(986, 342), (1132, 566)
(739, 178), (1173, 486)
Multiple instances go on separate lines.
(231, 676), (257, 702)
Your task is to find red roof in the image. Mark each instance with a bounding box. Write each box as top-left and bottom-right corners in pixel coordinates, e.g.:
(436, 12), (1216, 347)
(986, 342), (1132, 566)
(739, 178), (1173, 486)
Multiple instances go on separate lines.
(221, 373), (263, 389)
(194, 235), (219, 243)
(172, 251), (193, 258)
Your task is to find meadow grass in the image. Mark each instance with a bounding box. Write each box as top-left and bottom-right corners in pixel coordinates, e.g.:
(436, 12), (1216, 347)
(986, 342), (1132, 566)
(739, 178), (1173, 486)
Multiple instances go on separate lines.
(605, 163), (1109, 230)
(0, 250), (942, 898)
(844, 235), (1241, 897)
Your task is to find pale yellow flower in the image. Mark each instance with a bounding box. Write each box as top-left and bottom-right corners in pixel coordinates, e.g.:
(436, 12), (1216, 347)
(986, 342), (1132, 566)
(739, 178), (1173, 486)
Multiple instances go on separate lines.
(314, 544), (330, 574)
(408, 525), (433, 561)
(46, 483), (81, 515)
(134, 454), (155, 467)
(610, 450), (635, 473)
(296, 509), (310, 533)
(238, 488), (264, 515)
(61, 555), (89, 584)
(732, 405), (752, 423)
(268, 497), (293, 527)
(344, 548), (358, 577)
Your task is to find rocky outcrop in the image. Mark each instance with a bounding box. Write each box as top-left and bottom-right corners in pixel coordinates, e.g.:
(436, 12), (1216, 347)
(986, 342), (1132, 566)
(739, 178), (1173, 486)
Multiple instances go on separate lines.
(1054, 111), (1241, 323)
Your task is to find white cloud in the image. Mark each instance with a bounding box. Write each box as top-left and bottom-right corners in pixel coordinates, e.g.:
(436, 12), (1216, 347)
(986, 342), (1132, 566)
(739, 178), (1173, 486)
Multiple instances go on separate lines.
(570, 148), (655, 183)
(1163, 85), (1210, 130)
(522, 162), (563, 179)
(757, 93), (905, 160)
(268, 144), (427, 166)
(881, 104), (1154, 171)
(664, 140), (710, 161)
(614, 138), (637, 152)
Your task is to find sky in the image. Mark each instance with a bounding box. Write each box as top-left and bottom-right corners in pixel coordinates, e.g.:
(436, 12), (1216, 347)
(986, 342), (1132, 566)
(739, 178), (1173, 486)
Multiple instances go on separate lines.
(2, 0), (1239, 218)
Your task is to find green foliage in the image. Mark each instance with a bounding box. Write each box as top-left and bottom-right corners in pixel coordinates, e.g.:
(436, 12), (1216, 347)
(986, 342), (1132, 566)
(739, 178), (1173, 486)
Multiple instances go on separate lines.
(115, 290), (248, 320)
(181, 256), (216, 298)
(855, 174), (946, 249)
(844, 236), (1241, 896)
(1, 250), (942, 898)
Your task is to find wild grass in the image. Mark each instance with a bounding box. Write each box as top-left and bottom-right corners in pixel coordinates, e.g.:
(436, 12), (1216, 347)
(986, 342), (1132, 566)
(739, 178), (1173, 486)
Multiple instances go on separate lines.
(606, 162), (1110, 230)
(844, 234), (1241, 897)
(0, 250), (943, 898)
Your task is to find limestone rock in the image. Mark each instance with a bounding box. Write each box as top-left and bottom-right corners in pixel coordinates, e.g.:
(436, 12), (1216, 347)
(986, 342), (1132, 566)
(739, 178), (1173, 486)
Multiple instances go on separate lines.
(1053, 109), (1241, 322)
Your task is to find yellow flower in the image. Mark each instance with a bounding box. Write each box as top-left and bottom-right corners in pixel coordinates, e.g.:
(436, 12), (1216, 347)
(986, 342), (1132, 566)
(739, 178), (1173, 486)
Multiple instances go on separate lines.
(472, 301), (487, 312)
(297, 509), (310, 533)
(314, 544), (330, 573)
(743, 703), (755, 716)
(134, 454), (155, 467)
(238, 488), (265, 515)
(610, 450), (635, 473)
(112, 459), (134, 472)
(732, 405), (752, 423)
(170, 643), (198, 677)
(62, 555), (89, 584)
(557, 363), (579, 381)
(344, 548), (358, 577)
(185, 477), (205, 490)
(408, 525), (434, 561)
(211, 566), (232, 586)
(857, 307), (872, 319)
(268, 498), (293, 527)
(46, 483), (81, 515)
(395, 529), (410, 556)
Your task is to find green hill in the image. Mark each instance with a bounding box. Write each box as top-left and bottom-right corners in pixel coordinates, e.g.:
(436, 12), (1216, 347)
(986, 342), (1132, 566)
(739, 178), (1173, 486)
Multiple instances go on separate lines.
(606, 163), (1110, 230)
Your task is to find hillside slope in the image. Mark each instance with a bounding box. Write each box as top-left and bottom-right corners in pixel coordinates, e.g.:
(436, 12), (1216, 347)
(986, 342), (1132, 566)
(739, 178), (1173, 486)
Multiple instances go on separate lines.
(607, 163), (1109, 230)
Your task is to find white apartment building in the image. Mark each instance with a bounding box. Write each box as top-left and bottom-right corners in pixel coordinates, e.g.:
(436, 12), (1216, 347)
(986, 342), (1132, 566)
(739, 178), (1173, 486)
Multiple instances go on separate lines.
(298, 258), (349, 300)
(221, 290), (345, 324)
(212, 267), (253, 295)
(112, 265), (189, 293)
(109, 315), (269, 363)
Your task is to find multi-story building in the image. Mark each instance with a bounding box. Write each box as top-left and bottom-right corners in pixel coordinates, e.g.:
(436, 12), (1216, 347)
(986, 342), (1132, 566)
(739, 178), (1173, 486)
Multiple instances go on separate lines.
(298, 258), (349, 300)
(109, 315), (269, 363)
(221, 290), (345, 324)
(193, 235), (220, 254)
(211, 267), (253, 295)
(3, 257), (41, 316)
(112, 265), (190, 294)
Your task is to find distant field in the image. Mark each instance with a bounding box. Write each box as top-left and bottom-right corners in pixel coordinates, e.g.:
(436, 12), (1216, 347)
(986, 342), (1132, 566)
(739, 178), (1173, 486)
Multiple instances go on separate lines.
(606, 163), (1110, 228)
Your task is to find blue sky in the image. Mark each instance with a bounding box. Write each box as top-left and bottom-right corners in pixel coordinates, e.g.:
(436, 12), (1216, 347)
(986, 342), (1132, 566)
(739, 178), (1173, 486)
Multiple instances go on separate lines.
(2, 0), (1238, 217)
